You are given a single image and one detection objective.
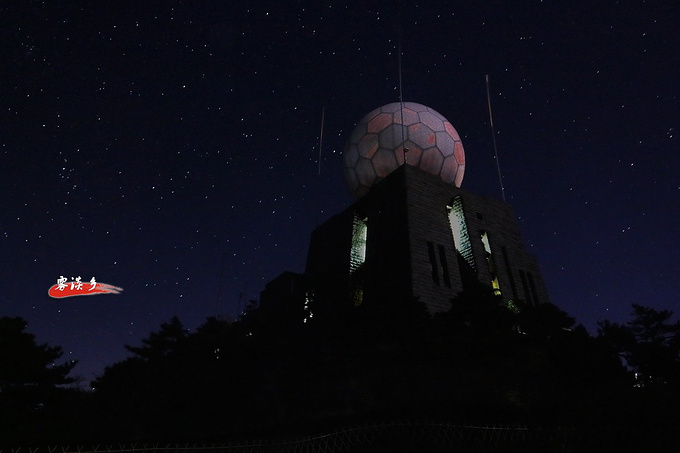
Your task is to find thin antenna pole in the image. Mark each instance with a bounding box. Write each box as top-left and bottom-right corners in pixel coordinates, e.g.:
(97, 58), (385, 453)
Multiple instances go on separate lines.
(318, 106), (325, 176)
(485, 74), (506, 202)
(315, 107), (326, 227)
(398, 27), (407, 165)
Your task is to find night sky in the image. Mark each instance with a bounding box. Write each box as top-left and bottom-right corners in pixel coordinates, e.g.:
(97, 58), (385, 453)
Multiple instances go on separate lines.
(2, 1), (679, 384)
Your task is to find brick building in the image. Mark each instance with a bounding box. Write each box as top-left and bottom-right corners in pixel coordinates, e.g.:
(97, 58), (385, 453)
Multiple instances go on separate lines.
(305, 164), (550, 315)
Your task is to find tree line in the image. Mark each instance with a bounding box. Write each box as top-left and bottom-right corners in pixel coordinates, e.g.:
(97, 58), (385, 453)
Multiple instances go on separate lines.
(2, 291), (680, 447)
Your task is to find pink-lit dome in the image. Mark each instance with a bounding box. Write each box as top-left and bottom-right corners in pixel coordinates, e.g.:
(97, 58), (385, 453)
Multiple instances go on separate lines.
(343, 102), (465, 199)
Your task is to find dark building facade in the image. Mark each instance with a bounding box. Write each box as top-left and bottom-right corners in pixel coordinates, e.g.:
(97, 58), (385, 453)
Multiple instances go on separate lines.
(305, 165), (550, 314)
(259, 271), (306, 312)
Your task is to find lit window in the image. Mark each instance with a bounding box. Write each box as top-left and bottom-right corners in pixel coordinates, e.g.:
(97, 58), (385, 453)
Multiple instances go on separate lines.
(447, 197), (475, 272)
(350, 214), (367, 275)
(480, 230), (501, 296)
(350, 214), (367, 306)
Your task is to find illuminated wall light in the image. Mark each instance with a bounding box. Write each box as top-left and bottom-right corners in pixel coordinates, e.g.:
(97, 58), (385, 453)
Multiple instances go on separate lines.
(303, 290), (314, 323)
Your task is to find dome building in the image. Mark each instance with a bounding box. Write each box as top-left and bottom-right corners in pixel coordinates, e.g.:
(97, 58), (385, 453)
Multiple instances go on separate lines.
(262, 102), (550, 316)
(343, 102), (465, 199)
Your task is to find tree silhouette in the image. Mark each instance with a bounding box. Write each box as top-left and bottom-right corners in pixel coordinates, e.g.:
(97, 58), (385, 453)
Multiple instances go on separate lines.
(0, 316), (78, 443)
(91, 317), (193, 440)
(598, 304), (680, 386)
(124, 316), (188, 360)
(0, 316), (76, 391)
(85, 295), (640, 441)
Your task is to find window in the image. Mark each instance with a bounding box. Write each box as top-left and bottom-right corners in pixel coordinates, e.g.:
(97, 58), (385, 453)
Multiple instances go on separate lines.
(350, 214), (367, 306)
(438, 245), (451, 288)
(519, 270), (533, 305)
(427, 242), (452, 288)
(480, 231), (501, 296)
(447, 197), (475, 272)
(350, 214), (367, 275)
(427, 241), (439, 285)
(527, 272), (539, 306)
(501, 246), (518, 300)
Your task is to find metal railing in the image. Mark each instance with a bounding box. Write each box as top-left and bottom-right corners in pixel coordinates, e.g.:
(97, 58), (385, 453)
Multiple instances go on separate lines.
(1, 422), (580, 453)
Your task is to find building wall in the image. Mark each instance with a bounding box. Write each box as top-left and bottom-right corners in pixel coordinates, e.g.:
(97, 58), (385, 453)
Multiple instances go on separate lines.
(305, 209), (355, 311)
(354, 167), (413, 307)
(260, 271), (306, 312)
(404, 166), (463, 313)
(401, 165), (551, 312)
(304, 165), (551, 315)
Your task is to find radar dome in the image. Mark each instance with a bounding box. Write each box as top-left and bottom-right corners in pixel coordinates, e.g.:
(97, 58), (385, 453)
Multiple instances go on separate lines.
(343, 102), (465, 199)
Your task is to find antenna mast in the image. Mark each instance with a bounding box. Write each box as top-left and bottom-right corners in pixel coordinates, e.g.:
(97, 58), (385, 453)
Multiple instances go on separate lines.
(314, 107), (326, 227)
(318, 106), (325, 176)
(485, 74), (506, 202)
(398, 26), (408, 164)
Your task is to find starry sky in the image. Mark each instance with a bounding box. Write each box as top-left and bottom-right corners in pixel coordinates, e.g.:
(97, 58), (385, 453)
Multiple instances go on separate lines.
(2, 1), (679, 384)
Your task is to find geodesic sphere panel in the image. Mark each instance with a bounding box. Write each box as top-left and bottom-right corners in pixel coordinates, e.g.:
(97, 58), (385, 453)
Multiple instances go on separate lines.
(343, 102), (465, 199)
